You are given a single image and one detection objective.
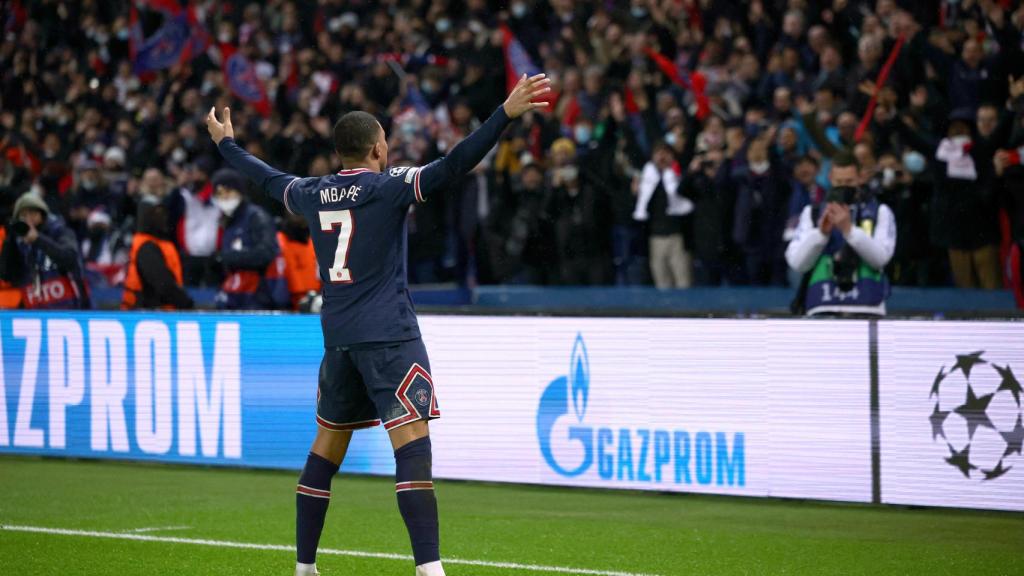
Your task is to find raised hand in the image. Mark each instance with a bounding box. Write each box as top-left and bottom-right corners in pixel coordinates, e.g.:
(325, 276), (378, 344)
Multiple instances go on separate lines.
(206, 106), (234, 145)
(503, 73), (552, 119)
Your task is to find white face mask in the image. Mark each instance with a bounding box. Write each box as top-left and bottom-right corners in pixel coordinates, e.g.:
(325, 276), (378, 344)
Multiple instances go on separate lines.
(213, 196), (241, 216)
(749, 160), (770, 175)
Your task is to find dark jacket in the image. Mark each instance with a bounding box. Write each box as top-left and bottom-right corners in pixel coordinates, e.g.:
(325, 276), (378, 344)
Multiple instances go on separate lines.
(132, 201), (193, 310)
(0, 215), (90, 309)
(217, 201), (279, 309)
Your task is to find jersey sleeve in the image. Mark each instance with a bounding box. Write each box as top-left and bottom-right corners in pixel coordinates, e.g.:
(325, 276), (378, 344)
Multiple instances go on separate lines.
(383, 105), (512, 208)
(379, 165), (429, 208)
(280, 176), (319, 216)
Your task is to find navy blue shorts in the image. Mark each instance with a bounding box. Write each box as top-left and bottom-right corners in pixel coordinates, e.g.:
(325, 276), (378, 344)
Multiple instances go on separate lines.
(316, 338), (440, 432)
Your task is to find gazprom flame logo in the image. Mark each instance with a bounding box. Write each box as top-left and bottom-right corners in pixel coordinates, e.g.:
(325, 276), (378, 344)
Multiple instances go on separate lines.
(537, 334), (594, 477)
(536, 333), (748, 487)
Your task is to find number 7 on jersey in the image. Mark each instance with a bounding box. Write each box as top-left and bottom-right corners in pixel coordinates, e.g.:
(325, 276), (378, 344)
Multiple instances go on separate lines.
(319, 209), (354, 283)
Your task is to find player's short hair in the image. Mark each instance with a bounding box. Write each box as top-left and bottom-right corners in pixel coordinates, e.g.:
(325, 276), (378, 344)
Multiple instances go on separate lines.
(333, 111), (381, 159)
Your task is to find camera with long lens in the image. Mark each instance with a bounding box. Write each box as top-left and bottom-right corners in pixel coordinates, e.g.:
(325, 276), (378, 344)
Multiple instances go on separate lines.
(825, 185), (857, 205)
(825, 185), (866, 292)
(9, 221), (30, 237)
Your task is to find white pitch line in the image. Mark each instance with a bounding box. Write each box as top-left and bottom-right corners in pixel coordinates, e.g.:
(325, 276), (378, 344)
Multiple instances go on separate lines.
(127, 526), (191, 533)
(0, 525), (661, 576)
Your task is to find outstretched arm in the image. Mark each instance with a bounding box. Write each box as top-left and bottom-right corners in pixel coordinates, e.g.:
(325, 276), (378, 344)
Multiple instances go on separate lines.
(206, 107), (298, 204)
(413, 73), (551, 201)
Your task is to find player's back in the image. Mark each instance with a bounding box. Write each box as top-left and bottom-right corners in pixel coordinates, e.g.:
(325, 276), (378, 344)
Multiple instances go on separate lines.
(283, 167), (422, 347)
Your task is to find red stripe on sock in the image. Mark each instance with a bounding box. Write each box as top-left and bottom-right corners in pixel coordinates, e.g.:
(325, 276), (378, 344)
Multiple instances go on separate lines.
(395, 481), (434, 492)
(296, 484), (331, 498)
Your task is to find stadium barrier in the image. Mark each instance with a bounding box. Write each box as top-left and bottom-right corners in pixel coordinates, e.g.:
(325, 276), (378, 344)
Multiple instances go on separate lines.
(0, 311), (1020, 512)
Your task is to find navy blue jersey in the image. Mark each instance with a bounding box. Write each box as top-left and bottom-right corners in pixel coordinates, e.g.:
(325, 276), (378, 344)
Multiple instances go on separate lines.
(282, 167), (425, 345)
(217, 106), (511, 347)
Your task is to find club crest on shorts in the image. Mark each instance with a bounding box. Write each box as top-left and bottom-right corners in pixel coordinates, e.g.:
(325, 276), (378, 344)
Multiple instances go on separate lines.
(415, 388), (430, 407)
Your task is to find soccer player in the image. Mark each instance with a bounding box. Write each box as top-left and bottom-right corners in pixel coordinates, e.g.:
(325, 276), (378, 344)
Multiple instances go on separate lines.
(206, 73), (551, 576)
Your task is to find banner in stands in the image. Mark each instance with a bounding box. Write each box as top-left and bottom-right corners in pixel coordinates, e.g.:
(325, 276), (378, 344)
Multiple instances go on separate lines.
(878, 321), (1024, 512)
(0, 312), (876, 504)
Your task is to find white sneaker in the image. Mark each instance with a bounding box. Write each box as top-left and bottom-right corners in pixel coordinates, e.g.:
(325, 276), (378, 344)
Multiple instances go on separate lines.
(295, 562), (320, 576)
(415, 561), (445, 576)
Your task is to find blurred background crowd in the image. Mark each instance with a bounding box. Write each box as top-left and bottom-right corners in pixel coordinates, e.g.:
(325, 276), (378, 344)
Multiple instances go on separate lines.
(2, 0), (1024, 310)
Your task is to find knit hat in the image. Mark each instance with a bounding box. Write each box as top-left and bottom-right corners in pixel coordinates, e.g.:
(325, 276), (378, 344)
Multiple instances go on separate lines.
(13, 193), (50, 218)
(550, 137), (576, 157)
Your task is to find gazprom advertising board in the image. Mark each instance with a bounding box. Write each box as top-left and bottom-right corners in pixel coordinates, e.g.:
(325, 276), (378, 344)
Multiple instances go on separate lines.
(1, 311), (1019, 510)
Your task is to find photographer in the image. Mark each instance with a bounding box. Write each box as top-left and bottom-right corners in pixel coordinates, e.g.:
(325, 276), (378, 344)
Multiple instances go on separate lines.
(0, 193), (90, 309)
(786, 154), (897, 316)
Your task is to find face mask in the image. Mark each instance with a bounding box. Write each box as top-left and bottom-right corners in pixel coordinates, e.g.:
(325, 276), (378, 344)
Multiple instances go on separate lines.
(511, 2), (528, 18)
(665, 132), (679, 147)
(882, 168), (896, 187)
(213, 196), (241, 216)
(436, 18), (451, 33)
(218, 32), (232, 44)
(574, 125), (592, 144)
(81, 179), (97, 191)
(631, 7), (648, 19)
(903, 151), (926, 174)
(749, 160), (770, 175)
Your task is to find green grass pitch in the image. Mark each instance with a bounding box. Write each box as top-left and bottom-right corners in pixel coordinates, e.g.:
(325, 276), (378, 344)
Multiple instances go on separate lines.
(1, 456), (1022, 575)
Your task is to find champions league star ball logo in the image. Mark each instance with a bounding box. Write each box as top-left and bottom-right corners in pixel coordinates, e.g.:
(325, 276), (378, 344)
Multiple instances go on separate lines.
(929, 352), (1024, 481)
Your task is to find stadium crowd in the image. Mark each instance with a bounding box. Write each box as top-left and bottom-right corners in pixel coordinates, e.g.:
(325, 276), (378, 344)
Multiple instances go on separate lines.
(2, 0), (1024, 310)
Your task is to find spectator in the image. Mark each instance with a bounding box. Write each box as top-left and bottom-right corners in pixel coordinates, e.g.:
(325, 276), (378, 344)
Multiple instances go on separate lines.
(786, 154), (896, 316)
(121, 198), (193, 310)
(899, 108), (1002, 289)
(634, 141), (692, 289)
(210, 169), (283, 310)
(482, 162), (553, 284)
(684, 147), (733, 286)
(0, 193), (89, 309)
(165, 159), (222, 287)
(68, 159), (119, 240)
(548, 138), (611, 285)
(729, 135), (791, 285)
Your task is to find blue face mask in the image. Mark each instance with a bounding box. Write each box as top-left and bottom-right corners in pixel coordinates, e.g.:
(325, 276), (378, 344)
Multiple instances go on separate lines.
(903, 151), (926, 174)
(574, 126), (592, 144)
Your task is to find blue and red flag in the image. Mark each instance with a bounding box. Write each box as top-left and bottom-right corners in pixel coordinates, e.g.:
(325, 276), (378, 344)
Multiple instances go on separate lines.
(500, 24), (540, 94)
(220, 44), (272, 118)
(643, 47), (710, 121)
(130, 1), (209, 75)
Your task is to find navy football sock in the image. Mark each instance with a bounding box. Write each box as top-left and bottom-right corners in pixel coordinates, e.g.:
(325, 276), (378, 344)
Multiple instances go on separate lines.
(296, 452), (340, 564)
(394, 436), (440, 565)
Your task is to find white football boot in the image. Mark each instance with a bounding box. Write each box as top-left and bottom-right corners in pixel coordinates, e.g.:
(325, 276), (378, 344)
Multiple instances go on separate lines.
(415, 561), (446, 576)
(295, 562), (320, 576)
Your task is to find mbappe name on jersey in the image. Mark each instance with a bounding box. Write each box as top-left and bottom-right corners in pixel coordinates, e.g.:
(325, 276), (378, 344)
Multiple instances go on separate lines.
(319, 184), (361, 204)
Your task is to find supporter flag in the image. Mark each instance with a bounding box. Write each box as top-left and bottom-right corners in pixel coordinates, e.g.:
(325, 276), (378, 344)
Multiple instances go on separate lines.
(500, 24), (539, 94)
(130, 1), (209, 75)
(220, 44), (272, 118)
(643, 47), (710, 120)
